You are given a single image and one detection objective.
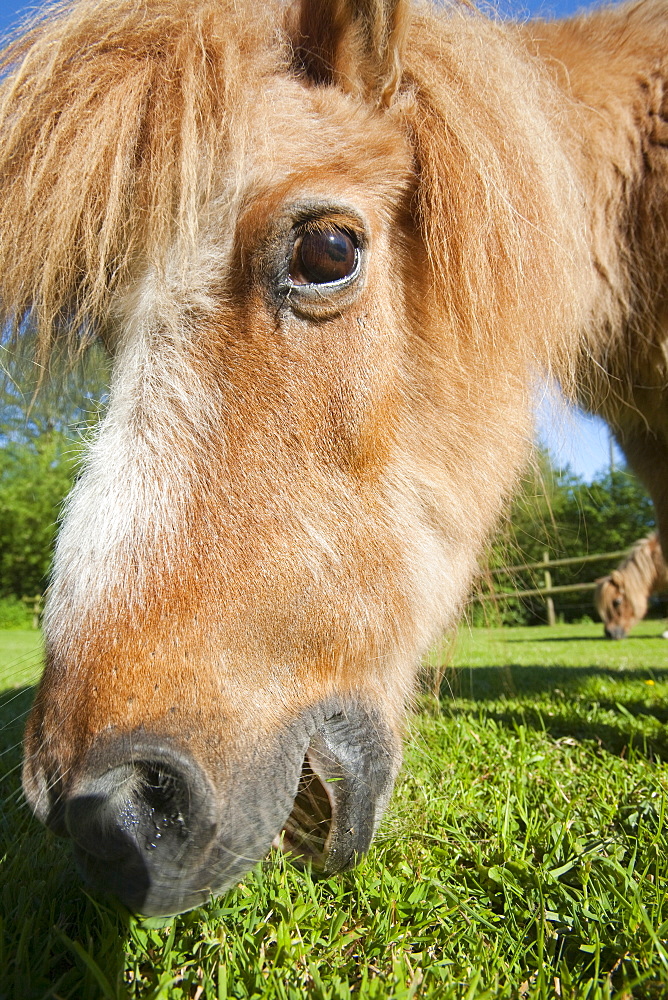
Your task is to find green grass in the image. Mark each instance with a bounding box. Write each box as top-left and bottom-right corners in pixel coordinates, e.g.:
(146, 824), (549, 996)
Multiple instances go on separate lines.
(1, 622), (666, 999)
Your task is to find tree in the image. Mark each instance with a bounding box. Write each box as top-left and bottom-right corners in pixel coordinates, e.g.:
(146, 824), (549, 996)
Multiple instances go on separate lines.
(0, 345), (108, 597)
(0, 431), (81, 597)
(475, 450), (656, 625)
(558, 470), (655, 556)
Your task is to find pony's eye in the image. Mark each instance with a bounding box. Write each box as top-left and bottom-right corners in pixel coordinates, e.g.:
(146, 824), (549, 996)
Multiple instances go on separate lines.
(289, 228), (357, 285)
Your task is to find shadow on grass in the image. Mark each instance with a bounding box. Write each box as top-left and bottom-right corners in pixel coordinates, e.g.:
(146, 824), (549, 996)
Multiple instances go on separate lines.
(447, 662), (668, 695)
(0, 683), (127, 1000)
(440, 663), (668, 759)
(505, 633), (667, 644)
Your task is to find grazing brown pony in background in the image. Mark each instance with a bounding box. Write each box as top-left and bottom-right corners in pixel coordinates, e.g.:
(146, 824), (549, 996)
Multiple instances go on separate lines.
(1, 0), (667, 915)
(595, 534), (668, 639)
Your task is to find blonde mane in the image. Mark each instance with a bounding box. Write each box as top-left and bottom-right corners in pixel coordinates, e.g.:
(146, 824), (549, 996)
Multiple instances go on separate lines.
(611, 534), (668, 614)
(0, 0), (285, 357)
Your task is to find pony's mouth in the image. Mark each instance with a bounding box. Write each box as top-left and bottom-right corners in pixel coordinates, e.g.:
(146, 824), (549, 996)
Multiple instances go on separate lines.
(271, 712), (398, 877)
(273, 752), (334, 867)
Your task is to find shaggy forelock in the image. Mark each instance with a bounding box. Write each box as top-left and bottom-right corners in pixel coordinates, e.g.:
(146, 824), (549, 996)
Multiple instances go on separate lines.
(0, 0), (286, 357)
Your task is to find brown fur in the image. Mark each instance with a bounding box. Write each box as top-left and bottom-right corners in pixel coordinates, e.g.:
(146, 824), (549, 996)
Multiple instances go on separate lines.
(1, 0), (667, 911)
(595, 533), (668, 638)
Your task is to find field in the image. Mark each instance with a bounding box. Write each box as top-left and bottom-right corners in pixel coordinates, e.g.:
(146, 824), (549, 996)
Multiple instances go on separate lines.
(0, 622), (666, 999)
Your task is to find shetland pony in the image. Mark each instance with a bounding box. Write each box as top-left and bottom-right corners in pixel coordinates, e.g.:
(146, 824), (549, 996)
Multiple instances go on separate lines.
(595, 534), (668, 639)
(1, 0), (668, 915)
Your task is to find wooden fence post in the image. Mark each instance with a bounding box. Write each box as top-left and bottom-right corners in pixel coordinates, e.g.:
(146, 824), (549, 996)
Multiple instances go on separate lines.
(543, 551), (556, 626)
(21, 594), (42, 629)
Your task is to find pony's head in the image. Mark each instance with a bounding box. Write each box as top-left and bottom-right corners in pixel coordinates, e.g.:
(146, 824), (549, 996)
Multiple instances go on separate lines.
(594, 534), (664, 639)
(2, 0), (589, 914)
(594, 571), (644, 640)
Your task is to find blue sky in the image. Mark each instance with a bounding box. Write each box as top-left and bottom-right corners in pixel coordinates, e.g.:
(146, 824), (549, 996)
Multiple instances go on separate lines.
(0, 0), (619, 481)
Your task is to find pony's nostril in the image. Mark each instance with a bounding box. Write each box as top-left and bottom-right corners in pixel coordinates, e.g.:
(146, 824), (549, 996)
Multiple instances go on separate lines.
(66, 758), (193, 858)
(63, 743), (218, 913)
(135, 761), (190, 851)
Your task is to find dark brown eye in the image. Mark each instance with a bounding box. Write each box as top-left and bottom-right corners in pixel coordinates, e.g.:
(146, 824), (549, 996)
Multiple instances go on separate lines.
(289, 228), (357, 285)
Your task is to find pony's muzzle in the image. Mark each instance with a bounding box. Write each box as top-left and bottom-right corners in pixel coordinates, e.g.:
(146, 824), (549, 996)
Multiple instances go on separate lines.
(30, 704), (399, 915)
(605, 625), (627, 640)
